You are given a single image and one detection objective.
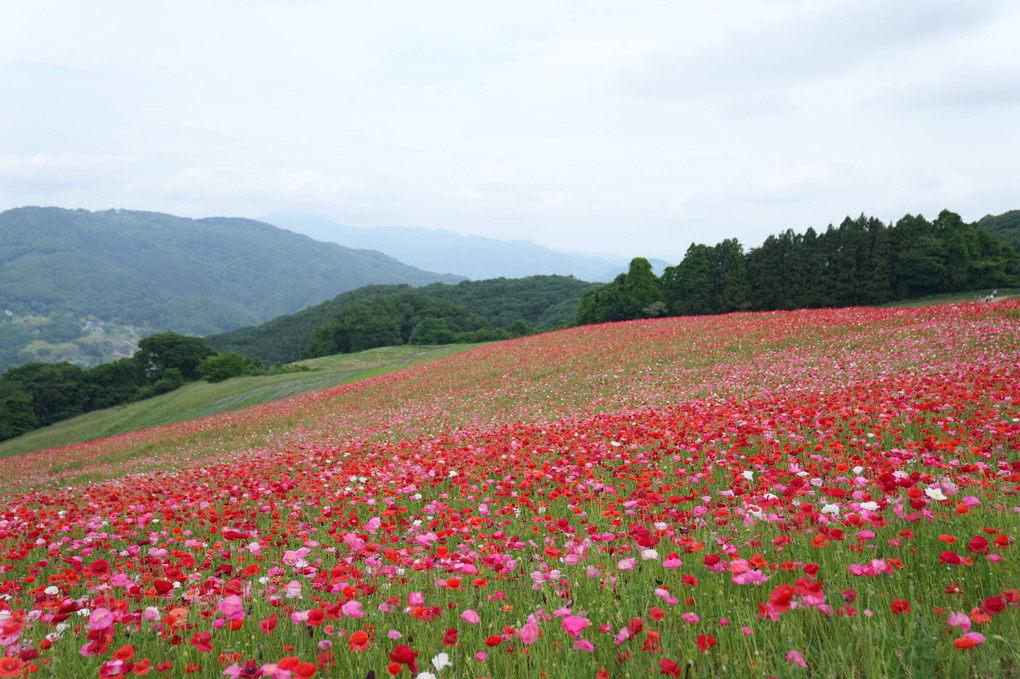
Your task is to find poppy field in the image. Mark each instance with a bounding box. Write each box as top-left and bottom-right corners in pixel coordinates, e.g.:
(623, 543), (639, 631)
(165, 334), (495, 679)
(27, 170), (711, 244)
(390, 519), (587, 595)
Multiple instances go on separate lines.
(1, 302), (1019, 678)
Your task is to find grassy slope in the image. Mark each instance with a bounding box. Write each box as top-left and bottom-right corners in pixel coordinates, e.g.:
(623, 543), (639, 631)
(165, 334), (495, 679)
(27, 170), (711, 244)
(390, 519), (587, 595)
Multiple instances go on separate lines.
(879, 287), (1019, 307)
(5, 289), (1016, 461)
(0, 344), (481, 460)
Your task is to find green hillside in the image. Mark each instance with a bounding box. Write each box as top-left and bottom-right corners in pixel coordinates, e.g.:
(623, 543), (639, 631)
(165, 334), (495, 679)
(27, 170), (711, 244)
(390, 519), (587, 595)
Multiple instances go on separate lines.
(207, 275), (597, 365)
(0, 207), (460, 372)
(978, 210), (1020, 253)
(0, 343), (480, 460)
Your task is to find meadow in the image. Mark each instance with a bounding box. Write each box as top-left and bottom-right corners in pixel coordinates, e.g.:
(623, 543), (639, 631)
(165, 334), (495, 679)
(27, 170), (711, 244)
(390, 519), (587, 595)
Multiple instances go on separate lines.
(0, 344), (480, 462)
(1, 302), (1018, 678)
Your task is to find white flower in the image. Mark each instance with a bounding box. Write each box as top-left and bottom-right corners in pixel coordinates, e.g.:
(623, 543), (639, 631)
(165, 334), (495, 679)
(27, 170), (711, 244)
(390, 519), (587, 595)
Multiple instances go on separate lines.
(925, 486), (947, 501)
(821, 504), (840, 515)
(431, 652), (452, 670)
(741, 470), (754, 481)
(859, 501), (879, 511)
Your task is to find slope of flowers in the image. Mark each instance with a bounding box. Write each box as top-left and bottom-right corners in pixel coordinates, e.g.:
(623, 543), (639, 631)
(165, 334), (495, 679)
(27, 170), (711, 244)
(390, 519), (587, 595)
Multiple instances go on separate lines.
(1, 303), (1019, 678)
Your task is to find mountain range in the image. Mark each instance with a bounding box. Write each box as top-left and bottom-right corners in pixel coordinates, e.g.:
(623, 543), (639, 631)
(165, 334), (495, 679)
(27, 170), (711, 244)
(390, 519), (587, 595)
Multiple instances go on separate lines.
(262, 213), (665, 281)
(0, 207), (460, 371)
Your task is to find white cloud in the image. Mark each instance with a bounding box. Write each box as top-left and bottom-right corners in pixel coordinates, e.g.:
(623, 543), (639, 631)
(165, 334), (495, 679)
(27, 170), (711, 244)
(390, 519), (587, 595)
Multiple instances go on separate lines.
(0, 0), (1018, 258)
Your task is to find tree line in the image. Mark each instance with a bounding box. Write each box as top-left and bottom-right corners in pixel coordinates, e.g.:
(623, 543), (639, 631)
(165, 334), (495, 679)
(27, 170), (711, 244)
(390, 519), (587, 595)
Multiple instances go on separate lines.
(0, 332), (295, 442)
(302, 292), (537, 359)
(209, 275), (596, 365)
(577, 210), (1019, 324)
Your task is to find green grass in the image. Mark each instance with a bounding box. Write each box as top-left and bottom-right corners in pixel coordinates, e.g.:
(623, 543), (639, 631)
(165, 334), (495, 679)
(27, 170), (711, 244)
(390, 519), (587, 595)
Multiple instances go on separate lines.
(0, 343), (483, 460)
(882, 287), (1019, 308)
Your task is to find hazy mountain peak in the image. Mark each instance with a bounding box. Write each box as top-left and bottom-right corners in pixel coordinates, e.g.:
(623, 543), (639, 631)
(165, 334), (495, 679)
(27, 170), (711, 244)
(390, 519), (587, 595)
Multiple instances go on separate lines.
(261, 213), (651, 281)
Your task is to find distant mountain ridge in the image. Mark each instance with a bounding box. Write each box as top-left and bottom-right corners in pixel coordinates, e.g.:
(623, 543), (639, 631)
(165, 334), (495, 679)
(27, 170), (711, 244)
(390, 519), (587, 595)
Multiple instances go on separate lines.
(262, 213), (663, 282)
(0, 207), (460, 371)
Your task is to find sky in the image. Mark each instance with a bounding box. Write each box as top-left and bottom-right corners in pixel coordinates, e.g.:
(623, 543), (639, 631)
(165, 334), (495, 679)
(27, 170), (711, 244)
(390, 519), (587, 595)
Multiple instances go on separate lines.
(2, 0), (1019, 262)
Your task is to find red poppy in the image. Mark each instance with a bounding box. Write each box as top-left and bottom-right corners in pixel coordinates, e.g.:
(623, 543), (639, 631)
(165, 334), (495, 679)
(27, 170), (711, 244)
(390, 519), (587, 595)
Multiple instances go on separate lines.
(770, 585), (796, 613)
(660, 658), (684, 676)
(189, 631), (213, 653)
(0, 657), (28, 678)
(983, 596), (1006, 616)
(88, 558), (111, 577)
(348, 631), (370, 651)
(696, 635), (717, 652)
(388, 645), (418, 674)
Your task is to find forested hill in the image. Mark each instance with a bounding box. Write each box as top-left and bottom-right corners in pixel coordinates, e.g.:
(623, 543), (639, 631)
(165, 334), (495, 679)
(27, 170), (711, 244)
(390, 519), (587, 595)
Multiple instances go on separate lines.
(0, 207), (460, 372)
(206, 276), (598, 365)
(978, 210), (1020, 253)
(577, 209), (1020, 324)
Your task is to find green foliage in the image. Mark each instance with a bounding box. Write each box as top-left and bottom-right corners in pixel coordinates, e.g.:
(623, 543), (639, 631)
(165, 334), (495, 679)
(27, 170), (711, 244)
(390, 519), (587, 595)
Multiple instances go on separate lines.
(978, 210), (1020, 252)
(408, 318), (455, 345)
(0, 320), (33, 373)
(504, 319), (537, 338)
(197, 352), (250, 382)
(138, 367), (184, 399)
(303, 293), (489, 358)
(577, 258), (663, 324)
(580, 210), (1020, 325)
(134, 332), (215, 383)
(0, 361), (87, 428)
(0, 391), (37, 440)
(83, 358), (139, 410)
(211, 276), (596, 365)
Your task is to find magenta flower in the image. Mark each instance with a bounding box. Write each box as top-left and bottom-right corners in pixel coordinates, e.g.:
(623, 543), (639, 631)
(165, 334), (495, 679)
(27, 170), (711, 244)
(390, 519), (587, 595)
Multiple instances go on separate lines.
(520, 618), (540, 645)
(562, 615), (591, 638)
(88, 607), (114, 633)
(218, 595), (245, 621)
(947, 611), (971, 633)
(341, 600), (364, 618)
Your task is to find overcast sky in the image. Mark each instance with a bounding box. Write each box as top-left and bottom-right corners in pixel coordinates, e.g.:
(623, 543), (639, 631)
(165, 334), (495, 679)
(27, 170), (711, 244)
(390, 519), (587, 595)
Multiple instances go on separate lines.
(2, 0), (1018, 261)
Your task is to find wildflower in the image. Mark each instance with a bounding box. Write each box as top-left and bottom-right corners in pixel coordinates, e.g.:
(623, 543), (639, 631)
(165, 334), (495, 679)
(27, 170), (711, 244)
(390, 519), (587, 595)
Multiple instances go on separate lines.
(695, 635), (716, 652)
(349, 631), (371, 651)
(388, 645), (419, 674)
(947, 611), (971, 633)
(431, 652), (452, 670)
(562, 616), (591, 637)
(787, 650), (807, 667)
(520, 619), (539, 645)
(660, 658), (684, 676)
(219, 595), (245, 621)
(341, 600), (364, 618)
(190, 631), (213, 653)
(769, 585), (796, 614)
